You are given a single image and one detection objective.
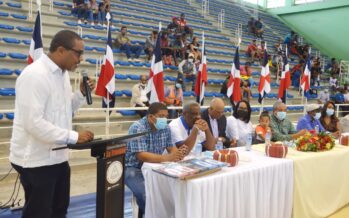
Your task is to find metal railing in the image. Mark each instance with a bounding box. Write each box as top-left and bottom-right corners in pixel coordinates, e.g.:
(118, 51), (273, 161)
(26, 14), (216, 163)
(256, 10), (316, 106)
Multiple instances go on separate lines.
(217, 9), (225, 30)
(28, 0), (33, 20)
(235, 23), (242, 43)
(339, 60), (349, 85)
(202, 0), (209, 17)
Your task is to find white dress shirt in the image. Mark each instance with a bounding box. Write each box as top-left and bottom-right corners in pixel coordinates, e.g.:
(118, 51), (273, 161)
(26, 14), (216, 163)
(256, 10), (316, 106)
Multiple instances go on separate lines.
(10, 54), (86, 168)
(209, 114), (219, 138)
(226, 116), (253, 146)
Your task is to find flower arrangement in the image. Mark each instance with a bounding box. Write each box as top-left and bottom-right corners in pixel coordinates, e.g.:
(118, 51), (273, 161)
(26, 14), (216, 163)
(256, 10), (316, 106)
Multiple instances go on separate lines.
(295, 131), (335, 152)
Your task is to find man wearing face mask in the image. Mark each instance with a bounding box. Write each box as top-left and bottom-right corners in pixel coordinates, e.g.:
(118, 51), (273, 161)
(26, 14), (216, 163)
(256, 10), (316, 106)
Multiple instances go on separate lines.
(164, 78), (184, 118)
(270, 101), (307, 142)
(297, 104), (325, 132)
(178, 53), (197, 91)
(169, 102), (216, 152)
(131, 75), (149, 117)
(125, 102), (188, 217)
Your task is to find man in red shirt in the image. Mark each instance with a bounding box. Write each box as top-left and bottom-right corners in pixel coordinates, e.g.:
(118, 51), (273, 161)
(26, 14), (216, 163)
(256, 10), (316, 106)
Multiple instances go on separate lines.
(178, 13), (193, 39)
(246, 39), (258, 63)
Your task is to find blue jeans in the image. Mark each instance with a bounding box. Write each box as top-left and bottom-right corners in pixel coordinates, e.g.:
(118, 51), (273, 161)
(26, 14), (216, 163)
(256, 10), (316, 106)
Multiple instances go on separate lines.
(87, 10), (99, 23)
(125, 167), (145, 214)
(120, 44), (143, 59)
(177, 73), (196, 91)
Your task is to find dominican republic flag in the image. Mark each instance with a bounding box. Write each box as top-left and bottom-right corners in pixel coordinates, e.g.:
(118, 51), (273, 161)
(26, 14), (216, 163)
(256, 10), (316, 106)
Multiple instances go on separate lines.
(195, 33), (207, 105)
(146, 26), (164, 103)
(300, 48), (311, 93)
(28, 10), (43, 64)
(278, 49), (291, 103)
(95, 24), (115, 109)
(258, 47), (271, 104)
(227, 46), (241, 104)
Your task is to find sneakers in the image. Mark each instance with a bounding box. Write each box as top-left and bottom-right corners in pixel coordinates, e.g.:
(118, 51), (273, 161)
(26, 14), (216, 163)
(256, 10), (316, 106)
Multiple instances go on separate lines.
(103, 24), (107, 27)
(127, 58), (133, 62)
(134, 58), (142, 62)
(77, 20), (82, 24)
(90, 22), (94, 26)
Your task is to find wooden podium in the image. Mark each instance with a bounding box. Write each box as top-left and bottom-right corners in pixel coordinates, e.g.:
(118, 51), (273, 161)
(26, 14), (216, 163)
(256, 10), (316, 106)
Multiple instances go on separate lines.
(63, 132), (148, 218)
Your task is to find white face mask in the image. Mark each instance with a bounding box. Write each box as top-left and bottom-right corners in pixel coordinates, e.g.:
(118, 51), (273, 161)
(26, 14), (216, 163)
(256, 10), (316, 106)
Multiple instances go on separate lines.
(314, 112), (321, 120)
(188, 59), (194, 63)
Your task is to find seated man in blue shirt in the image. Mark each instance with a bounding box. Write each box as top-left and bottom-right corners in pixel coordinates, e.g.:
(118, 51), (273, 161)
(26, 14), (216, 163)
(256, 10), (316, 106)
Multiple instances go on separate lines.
(125, 102), (188, 217)
(297, 104), (325, 132)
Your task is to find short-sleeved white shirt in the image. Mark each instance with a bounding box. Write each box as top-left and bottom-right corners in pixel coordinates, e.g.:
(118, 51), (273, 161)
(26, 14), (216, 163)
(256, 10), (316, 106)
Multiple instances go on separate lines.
(169, 116), (206, 146)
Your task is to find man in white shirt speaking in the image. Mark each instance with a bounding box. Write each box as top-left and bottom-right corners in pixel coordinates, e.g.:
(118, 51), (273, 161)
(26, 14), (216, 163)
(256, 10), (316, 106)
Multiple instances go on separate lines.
(9, 30), (94, 218)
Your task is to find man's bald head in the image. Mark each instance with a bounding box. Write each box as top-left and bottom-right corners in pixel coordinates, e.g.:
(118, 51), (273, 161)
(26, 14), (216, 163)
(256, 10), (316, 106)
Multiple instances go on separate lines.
(208, 98), (225, 119)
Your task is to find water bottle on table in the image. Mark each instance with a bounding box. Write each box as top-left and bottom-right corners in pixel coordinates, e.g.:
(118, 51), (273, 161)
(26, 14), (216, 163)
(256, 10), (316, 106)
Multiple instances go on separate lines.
(215, 138), (224, 150)
(193, 143), (202, 157)
(315, 125), (319, 134)
(245, 133), (252, 151)
(265, 129), (271, 146)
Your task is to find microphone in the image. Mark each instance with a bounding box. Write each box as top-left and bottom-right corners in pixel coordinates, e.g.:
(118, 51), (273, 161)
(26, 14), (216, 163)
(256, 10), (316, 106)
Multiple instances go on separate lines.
(82, 70), (93, 105)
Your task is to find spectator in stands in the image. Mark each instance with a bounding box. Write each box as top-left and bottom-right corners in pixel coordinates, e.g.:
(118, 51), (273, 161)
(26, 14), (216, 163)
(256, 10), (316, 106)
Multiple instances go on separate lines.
(326, 58), (340, 75)
(246, 39), (258, 63)
(291, 60), (304, 88)
(296, 104), (325, 132)
(255, 111), (272, 143)
(329, 73), (338, 91)
(240, 62), (256, 87)
(10, 30), (95, 218)
(201, 98), (230, 148)
(333, 87), (345, 104)
(226, 100), (253, 147)
(172, 33), (189, 64)
(254, 17), (264, 38)
(178, 53), (197, 91)
(130, 75), (149, 118)
(125, 102), (188, 217)
(72, 0), (87, 24)
(247, 17), (256, 35)
(144, 30), (158, 62)
(311, 57), (322, 86)
(189, 36), (201, 63)
(164, 78), (184, 119)
(115, 26), (143, 62)
(320, 101), (340, 138)
(270, 101), (307, 141)
(167, 17), (180, 34)
(160, 32), (173, 65)
(169, 101), (216, 152)
(178, 13), (194, 39)
(98, 0), (112, 27)
(317, 89), (330, 104)
(86, 0), (99, 26)
(257, 40), (266, 63)
(241, 80), (251, 102)
(284, 31), (295, 49)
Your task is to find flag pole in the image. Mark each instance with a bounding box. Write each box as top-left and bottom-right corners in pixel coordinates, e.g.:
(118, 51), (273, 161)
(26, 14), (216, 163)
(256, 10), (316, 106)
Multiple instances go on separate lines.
(200, 31), (205, 105)
(105, 13), (111, 137)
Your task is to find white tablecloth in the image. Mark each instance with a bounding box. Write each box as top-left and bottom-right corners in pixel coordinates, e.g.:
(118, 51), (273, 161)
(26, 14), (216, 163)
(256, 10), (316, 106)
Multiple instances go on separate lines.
(143, 148), (294, 218)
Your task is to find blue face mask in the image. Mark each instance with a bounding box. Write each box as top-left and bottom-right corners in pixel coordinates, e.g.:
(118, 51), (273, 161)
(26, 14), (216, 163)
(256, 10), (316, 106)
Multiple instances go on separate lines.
(326, 108), (334, 116)
(155, 117), (168, 130)
(175, 83), (182, 89)
(276, 111), (286, 120)
(315, 113), (321, 120)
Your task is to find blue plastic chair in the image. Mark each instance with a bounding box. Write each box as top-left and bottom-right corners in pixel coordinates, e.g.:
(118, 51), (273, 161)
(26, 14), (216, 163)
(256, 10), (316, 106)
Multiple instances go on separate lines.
(8, 53), (27, 60)
(22, 40), (31, 45)
(58, 11), (71, 16)
(114, 90), (123, 97)
(11, 14), (27, 20)
(84, 46), (94, 51)
(127, 75), (140, 80)
(53, 1), (65, 6)
(16, 26), (33, 32)
(0, 68), (13, 75)
(118, 110), (137, 116)
(5, 113), (14, 120)
(115, 74), (127, 80)
(6, 2), (21, 8)
(0, 52), (6, 58)
(94, 47), (106, 52)
(14, 69), (21, 75)
(85, 58), (97, 64)
(0, 24), (14, 30)
(121, 90), (132, 97)
(3, 37), (20, 44)
(64, 21), (78, 27)
(0, 11), (9, 17)
(0, 88), (15, 96)
(0, 113), (3, 120)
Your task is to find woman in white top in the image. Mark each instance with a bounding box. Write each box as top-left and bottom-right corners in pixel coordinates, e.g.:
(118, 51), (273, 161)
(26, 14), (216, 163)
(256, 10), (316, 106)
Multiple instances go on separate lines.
(226, 100), (254, 147)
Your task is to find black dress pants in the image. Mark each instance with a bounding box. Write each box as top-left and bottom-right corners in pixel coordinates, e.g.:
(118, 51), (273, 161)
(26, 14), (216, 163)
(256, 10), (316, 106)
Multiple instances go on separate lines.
(12, 161), (70, 218)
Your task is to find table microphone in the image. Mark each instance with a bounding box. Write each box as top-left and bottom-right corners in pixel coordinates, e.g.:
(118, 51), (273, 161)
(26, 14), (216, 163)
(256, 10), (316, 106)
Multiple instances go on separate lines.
(82, 70), (93, 105)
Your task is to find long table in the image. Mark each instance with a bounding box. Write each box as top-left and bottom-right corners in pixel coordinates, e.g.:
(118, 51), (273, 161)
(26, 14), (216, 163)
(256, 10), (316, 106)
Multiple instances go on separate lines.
(142, 148), (294, 218)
